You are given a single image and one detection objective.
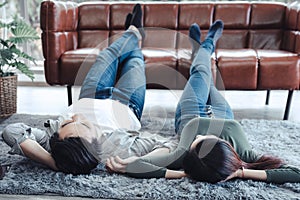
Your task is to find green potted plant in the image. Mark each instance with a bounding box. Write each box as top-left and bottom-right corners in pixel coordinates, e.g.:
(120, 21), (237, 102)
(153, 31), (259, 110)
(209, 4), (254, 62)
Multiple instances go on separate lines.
(0, 1), (39, 117)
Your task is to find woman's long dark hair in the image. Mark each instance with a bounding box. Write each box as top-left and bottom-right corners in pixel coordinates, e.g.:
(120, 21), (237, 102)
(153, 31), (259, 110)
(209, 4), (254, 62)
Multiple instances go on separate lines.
(182, 138), (284, 183)
(50, 132), (98, 175)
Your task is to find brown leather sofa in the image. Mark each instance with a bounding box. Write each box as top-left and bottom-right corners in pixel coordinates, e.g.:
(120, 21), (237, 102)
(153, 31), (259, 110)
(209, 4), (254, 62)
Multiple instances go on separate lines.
(40, 1), (300, 120)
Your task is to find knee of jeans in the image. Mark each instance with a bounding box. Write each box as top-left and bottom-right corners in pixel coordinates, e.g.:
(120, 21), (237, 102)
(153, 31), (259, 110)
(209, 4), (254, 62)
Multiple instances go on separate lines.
(129, 58), (145, 71)
(95, 87), (113, 99)
(190, 64), (210, 76)
(2, 123), (31, 147)
(212, 108), (234, 119)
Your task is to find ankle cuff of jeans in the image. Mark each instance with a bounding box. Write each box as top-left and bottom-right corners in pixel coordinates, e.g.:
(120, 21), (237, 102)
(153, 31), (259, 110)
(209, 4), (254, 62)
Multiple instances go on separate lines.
(201, 38), (214, 54)
(127, 29), (142, 41)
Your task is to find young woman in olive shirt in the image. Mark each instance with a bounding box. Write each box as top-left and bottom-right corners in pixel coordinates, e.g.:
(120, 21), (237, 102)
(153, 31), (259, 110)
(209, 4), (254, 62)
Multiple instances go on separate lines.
(106, 21), (300, 184)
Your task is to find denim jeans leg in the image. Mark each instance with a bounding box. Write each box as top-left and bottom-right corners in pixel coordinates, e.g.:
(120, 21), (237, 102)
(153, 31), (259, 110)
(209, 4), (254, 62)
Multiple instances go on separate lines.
(175, 47), (212, 134)
(79, 30), (141, 99)
(112, 49), (146, 120)
(207, 83), (234, 119)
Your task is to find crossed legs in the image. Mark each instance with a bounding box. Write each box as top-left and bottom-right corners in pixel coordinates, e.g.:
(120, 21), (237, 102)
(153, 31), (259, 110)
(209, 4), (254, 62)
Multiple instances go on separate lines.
(175, 21), (234, 134)
(79, 5), (146, 120)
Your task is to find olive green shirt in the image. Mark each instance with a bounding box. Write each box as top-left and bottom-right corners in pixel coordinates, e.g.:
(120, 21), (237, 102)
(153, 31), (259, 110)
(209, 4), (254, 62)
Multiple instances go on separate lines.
(126, 117), (300, 184)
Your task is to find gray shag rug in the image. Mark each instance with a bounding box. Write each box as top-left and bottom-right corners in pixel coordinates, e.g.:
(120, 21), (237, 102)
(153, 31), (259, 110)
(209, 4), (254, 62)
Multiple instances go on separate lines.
(0, 114), (300, 199)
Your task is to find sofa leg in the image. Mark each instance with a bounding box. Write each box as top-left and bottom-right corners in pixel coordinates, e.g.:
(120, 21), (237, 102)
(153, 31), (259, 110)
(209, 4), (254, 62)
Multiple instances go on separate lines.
(265, 90), (270, 105)
(283, 90), (294, 120)
(67, 85), (72, 106)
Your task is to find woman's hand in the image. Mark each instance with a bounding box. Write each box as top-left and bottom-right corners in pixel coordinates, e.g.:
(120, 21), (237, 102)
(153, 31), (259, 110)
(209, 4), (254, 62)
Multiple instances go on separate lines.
(165, 170), (187, 179)
(222, 168), (267, 182)
(106, 156), (138, 173)
(221, 168), (243, 182)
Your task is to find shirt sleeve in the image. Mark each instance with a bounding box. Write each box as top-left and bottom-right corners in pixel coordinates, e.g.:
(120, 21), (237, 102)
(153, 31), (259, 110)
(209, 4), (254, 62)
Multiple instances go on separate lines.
(266, 165), (300, 184)
(125, 117), (203, 178)
(126, 147), (187, 178)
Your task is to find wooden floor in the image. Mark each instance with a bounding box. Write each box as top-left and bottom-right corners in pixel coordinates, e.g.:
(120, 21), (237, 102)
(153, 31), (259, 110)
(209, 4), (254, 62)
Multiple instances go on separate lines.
(17, 86), (300, 122)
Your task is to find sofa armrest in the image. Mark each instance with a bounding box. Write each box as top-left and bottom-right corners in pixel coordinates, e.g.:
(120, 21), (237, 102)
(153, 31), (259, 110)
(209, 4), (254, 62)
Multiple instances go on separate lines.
(295, 14), (300, 55)
(283, 2), (300, 54)
(40, 0), (78, 85)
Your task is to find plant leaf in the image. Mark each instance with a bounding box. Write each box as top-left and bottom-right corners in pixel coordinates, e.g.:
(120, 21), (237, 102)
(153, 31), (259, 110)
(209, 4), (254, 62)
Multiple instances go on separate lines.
(10, 45), (37, 65)
(0, 1), (7, 9)
(0, 38), (10, 48)
(0, 21), (8, 29)
(14, 61), (35, 81)
(0, 49), (14, 62)
(9, 23), (40, 44)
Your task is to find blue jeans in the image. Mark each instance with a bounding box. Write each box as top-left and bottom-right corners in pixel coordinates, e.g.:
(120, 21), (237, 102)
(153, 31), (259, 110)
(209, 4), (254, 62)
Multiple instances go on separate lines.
(175, 40), (234, 134)
(79, 30), (145, 120)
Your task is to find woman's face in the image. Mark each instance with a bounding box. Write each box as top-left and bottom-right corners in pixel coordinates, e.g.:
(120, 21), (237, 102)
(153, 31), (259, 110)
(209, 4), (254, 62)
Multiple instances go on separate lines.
(190, 134), (218, 150)
(58, 114), (96, 143)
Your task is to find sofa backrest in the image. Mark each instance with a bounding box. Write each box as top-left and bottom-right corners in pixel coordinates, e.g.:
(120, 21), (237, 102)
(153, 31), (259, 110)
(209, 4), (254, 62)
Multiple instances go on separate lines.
(40, 0), (79, 84)
(74, 2), (288, 51)
(41, 1), (295, 56)
(287, 1), (300, 53)
(282, 1), (300, 88)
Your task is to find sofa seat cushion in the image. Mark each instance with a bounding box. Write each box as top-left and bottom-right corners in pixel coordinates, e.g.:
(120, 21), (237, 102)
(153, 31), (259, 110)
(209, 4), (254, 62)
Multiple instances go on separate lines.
(256, 50), (299, 90)
(177, 49), (192, 79)
(60, 48), (99, 85)
(78, 30), (109, 49)
(216, 49), (258, 90)
(142, 48), (178, 89)
(142, 48), (177, 66)
(177, 49), (217, 88)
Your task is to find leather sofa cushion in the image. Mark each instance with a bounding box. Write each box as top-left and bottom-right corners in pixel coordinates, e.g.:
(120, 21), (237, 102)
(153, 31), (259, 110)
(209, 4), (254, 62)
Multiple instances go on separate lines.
(78, 30), (109, 49)
(110, 3), (143, 29)
(143, 48), (177, 89)
(250, 3), (285, 29)
(177, 50), (217, 89)
(256, 50), (299, 90)
(78, 3), (110, 30)
(145, 63), (178, 89)
(298, 10), (300, 30)
(143, 29), (177, 49)
(40, 1), (78, 31)
(177, 30), (208, 49)
(217, 30), (248, 49)
(286, 2), (299, 30)
(143, 48), (177, 66)
(214, 3), (251, 29)
(44, 60), (60, 84)
(296, 34), (300, 88)
(282, 31), (297, 52)
(144, 4), (178, 29)
(249, 30), (283, 49)
(42, 32), (78, 60)
(60, 48), (99, 85)
(216, 49), (258, 90)
(178, 3), (213, 29)
(295, 33), (300, 54)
